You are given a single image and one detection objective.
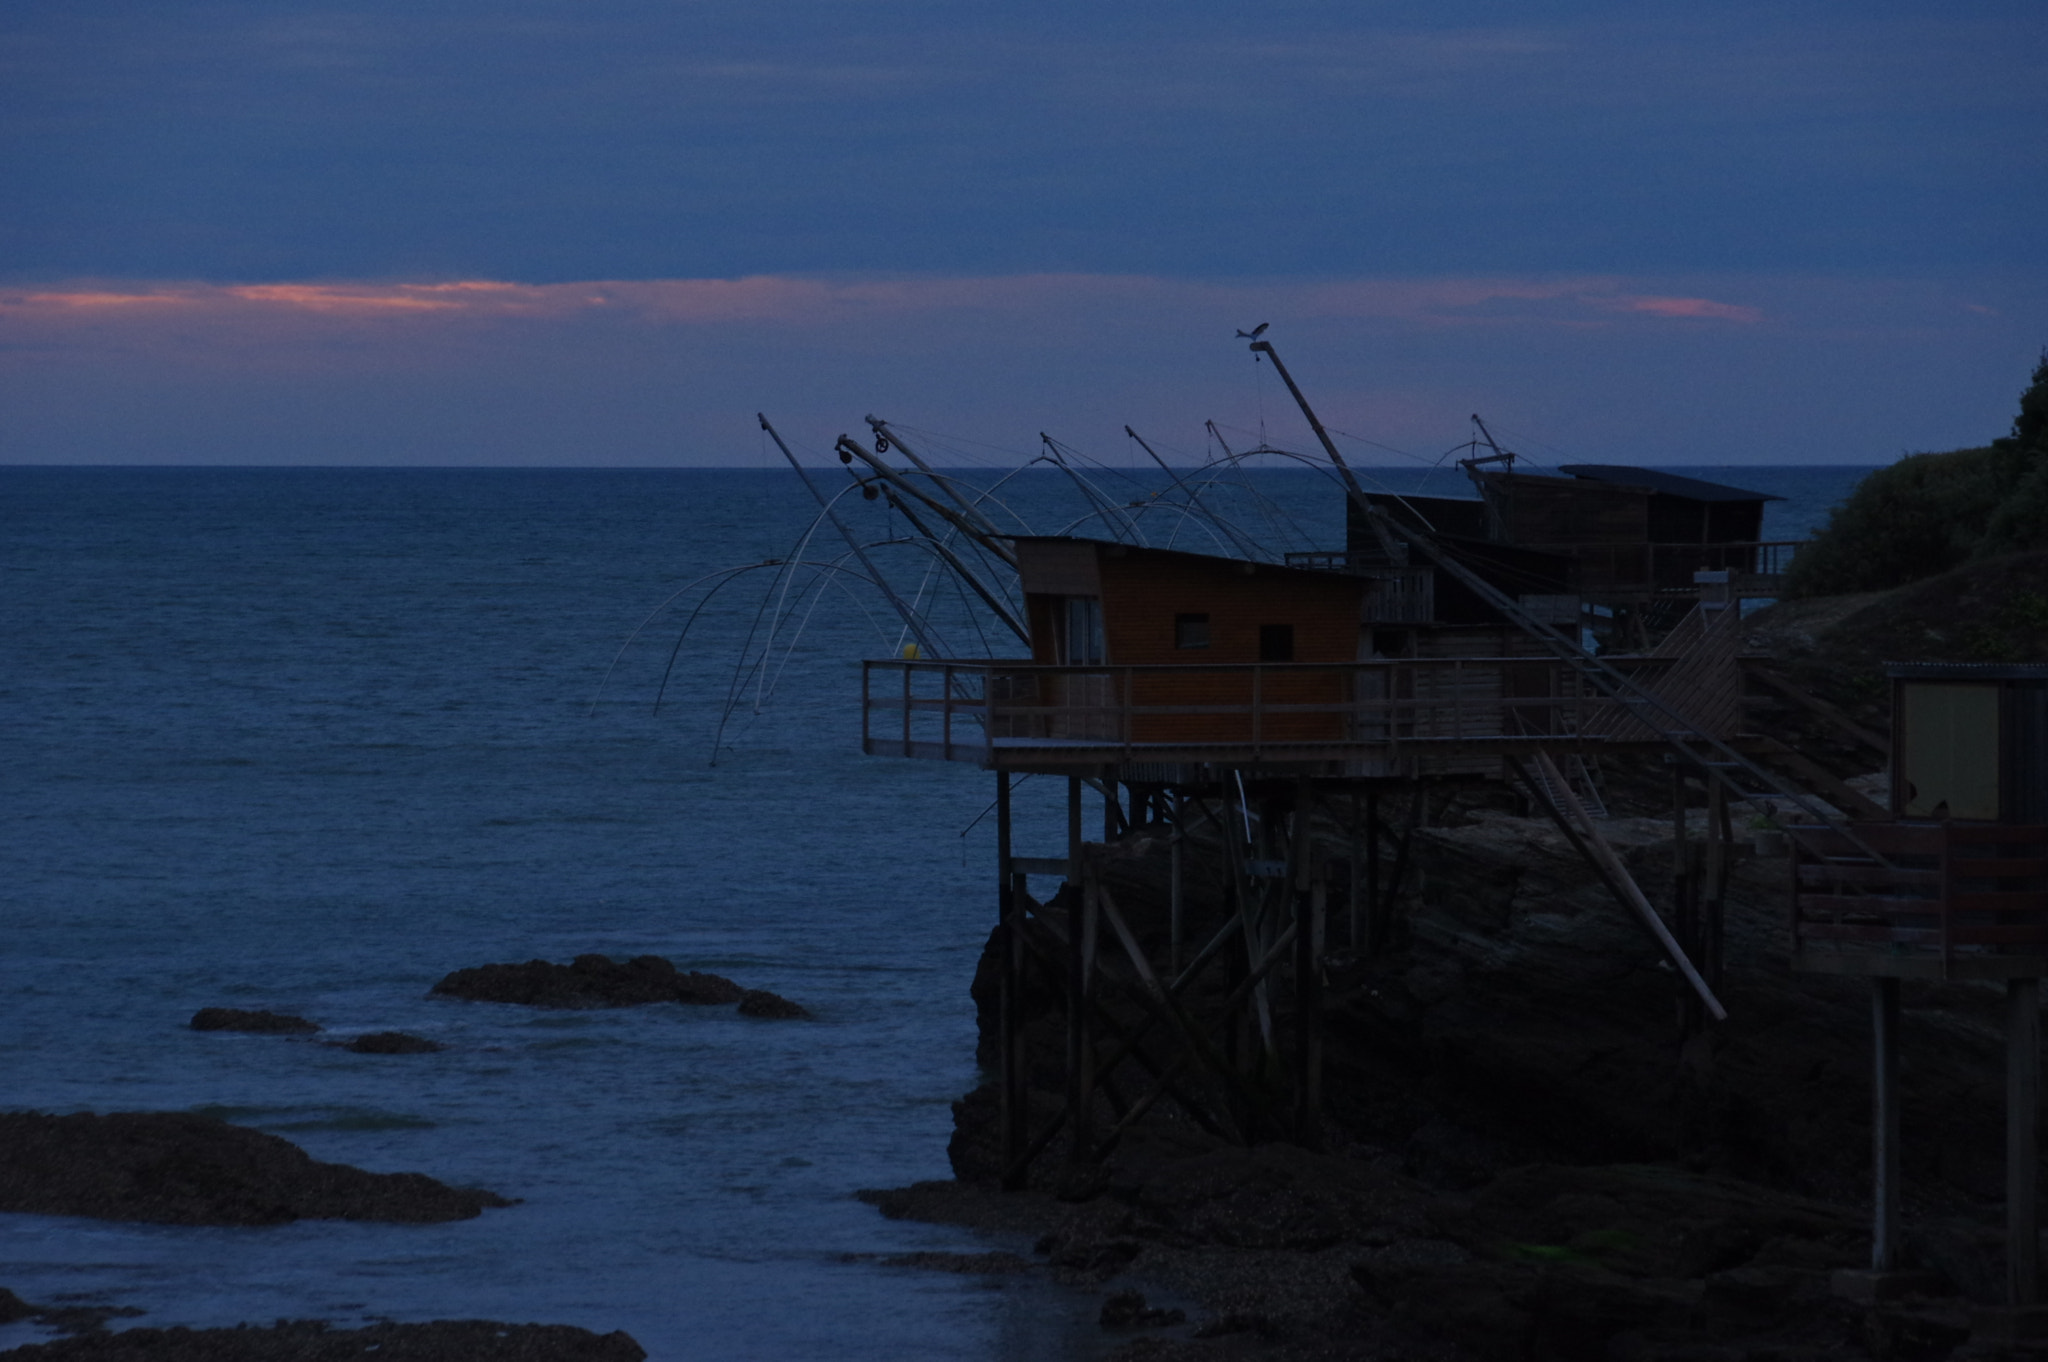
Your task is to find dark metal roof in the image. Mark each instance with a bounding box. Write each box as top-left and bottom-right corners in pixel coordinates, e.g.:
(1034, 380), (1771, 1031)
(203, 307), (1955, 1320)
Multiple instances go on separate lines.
(1886, 663), (2048, 680)
(1556, 465), (1783, 502)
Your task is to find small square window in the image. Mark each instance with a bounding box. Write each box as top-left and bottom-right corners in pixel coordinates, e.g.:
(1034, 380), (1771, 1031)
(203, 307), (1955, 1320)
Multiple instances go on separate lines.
(1258, 623), (1294, 662)
(1174, 613), (1210, 649)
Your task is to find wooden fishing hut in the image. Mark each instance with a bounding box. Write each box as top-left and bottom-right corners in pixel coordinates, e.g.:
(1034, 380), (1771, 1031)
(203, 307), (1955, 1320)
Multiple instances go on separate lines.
(831, 341), (1824, 1200)
(1789, 665), (2048, 1322)
(862, 527), (1748, 1188)
(1328, 465), (1794, 648)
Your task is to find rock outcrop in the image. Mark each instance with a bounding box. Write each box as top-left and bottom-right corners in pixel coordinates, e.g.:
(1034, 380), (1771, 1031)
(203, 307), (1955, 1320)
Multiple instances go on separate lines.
(0, 1112), (510, 1226)
(430, 955), (748, 1009)
(736, 988), (809, 1020)
(188, 1008), (319, 1035)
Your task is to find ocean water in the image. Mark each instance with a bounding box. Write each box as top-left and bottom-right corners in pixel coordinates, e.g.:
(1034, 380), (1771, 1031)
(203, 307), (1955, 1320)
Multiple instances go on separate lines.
(0, 462), (1867, 1358)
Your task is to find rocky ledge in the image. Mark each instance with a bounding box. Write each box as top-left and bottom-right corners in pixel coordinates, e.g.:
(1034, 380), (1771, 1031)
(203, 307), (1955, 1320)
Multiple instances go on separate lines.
(0, 1112), (510, 1226)
(188, 1008), (319, 1035)
(431, 955), (808, 1017)
(0, 1318), (645, 1361)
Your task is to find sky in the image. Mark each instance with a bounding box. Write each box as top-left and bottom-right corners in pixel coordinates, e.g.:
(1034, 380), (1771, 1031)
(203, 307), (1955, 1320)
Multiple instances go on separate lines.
(2, 0), (2043, 467)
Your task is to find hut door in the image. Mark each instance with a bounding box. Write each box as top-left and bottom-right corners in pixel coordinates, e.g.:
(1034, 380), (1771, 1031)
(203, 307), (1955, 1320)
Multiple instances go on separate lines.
(1057, 596), (1114, 739)
(1900, 683), (2000, 820)
(1062, 596), (1105, 665)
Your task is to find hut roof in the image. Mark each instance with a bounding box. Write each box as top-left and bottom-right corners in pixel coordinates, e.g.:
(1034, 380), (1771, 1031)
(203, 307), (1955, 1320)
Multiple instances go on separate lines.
(1556, 465), (1782, 503)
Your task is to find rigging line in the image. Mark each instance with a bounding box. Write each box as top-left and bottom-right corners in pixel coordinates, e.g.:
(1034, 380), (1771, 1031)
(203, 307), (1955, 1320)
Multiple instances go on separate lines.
(1037, 441), (1142, 544)
(880, 421), (1039, 467)
(893, 548), (946, 658)
(958, 774), (1034, 838)
(1126, 425), (1261, 560)
(589, 562), (773, 717)
(1042, 433), (1159, 496)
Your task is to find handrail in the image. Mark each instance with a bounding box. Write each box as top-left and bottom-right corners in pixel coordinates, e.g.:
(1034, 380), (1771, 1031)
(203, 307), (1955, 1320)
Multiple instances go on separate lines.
(860, 654), (1731, 759)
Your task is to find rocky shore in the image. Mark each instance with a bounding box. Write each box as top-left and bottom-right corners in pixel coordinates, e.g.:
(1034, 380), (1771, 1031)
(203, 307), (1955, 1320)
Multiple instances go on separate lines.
(0, 1111), (509, 1226)
(0, 1317), (645, 1361)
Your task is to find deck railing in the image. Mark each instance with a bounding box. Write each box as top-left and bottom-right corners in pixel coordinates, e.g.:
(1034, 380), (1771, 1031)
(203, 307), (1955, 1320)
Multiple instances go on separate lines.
(861, 654), (1724, 765)
(1285, 541), (1803, 596)
(1790, 822), (2048, 977)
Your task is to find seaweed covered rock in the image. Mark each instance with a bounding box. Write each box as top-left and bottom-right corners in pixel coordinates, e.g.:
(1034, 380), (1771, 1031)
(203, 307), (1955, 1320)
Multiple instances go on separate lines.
(430, 954), (746, 1009)
(0, 1318), (645, 1361)
(0, 1111), (510, 1226)
(188, 1008), (319, 1035)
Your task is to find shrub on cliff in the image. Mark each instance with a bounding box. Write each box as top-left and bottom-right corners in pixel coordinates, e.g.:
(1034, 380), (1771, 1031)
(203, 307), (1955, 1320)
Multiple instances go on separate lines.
(1787, 351), (2048, 597)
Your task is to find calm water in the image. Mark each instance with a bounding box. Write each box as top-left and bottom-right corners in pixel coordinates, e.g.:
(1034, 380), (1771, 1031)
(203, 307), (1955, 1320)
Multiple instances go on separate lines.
(0, 462), (1865, 1358)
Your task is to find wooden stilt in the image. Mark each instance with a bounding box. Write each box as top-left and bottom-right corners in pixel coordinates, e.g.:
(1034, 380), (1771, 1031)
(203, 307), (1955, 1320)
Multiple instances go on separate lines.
(1169, 791), (1185, 975)
(1365, 790), (1383, 955)
(1345, 794), (1362, 951)
(2011, 977), (2041, 1306)
(1704, 774), (1728, 992)
(1065, 777), (1094, 1166)
(996, 773), (1030, 1190)
(1873, 976), (1901, 1271)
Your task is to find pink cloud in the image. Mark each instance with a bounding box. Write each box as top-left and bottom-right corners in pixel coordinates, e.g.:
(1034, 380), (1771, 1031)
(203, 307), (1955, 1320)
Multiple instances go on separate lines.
(1608, 294), (1763, 323)
(0, 273), (1770, 335)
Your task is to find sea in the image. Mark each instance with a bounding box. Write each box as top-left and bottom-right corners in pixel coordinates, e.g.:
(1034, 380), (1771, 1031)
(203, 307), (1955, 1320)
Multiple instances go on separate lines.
(0, 461), (1868, 1359)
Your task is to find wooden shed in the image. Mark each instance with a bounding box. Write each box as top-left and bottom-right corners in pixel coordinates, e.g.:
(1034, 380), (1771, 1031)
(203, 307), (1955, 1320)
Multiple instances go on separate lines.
(1010, 537), (1365, 744)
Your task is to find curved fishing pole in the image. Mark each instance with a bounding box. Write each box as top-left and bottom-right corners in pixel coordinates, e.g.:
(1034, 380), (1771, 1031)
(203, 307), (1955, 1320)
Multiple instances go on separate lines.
(1178, 444), (1350, 557)
(706, 558), (908, 758)
(758, 550), (899, 704)
(589, 562), (783, 717)
(656, 557), (894, 718)
(1118, 496), (1242, 557)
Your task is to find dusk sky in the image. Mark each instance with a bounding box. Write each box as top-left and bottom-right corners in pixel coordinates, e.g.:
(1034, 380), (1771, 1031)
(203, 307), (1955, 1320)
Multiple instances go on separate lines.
(3, 1), (2043, 467)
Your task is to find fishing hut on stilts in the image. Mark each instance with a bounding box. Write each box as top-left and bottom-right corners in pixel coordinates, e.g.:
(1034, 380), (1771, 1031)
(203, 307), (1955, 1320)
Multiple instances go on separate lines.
(766, 334), (2047, 1333)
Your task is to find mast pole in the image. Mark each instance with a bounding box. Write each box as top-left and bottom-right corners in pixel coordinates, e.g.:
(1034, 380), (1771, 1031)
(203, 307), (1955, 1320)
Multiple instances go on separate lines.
(759, 414), (942, 657)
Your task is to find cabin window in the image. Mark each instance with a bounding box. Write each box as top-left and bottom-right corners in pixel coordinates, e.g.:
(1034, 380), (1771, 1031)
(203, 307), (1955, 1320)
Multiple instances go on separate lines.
(1258, 624), (1294, 662)
(1062, 596), (1105, 665)
(1174, 613), (1210, 649)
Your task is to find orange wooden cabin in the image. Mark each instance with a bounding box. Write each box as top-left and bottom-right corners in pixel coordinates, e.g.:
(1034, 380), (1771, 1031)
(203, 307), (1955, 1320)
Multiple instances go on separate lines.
(1011, 537), (1365, 745)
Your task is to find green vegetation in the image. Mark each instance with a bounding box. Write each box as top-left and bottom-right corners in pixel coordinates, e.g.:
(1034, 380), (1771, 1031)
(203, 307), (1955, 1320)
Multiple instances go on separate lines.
(1786, 351), (2048, 597)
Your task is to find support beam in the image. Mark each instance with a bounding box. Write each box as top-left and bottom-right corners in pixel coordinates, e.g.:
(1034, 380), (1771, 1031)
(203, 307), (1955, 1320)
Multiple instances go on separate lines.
(1529, 751), (1727, 1022)
(1169, 791), (1185, 974)
(996, 773), (1029, 1190)
(2012, 977), (2041, 1307)
(1873, 977), (1902, 1272)
(1065, 777), (1095, 1166)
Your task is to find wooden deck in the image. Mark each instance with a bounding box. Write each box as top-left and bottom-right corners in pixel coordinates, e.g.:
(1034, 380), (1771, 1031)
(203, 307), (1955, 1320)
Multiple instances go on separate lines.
(861, 650), (1739, 775)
